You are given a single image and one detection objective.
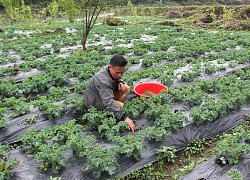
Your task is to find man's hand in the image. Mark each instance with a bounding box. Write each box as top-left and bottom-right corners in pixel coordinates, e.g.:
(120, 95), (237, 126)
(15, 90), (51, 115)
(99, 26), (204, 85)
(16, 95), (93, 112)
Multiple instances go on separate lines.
(124, 117), (136, 131)
(118, 83), (125, 91)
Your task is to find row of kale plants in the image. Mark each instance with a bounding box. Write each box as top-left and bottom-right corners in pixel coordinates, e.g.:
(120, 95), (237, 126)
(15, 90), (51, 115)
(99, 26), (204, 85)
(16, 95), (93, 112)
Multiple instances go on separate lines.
(1, 19), (250, 178)
(1, 22), (249, 66)
(1, 67), (248, 179)
(1, 49), (249, 128)
(2, 119), (248, 179)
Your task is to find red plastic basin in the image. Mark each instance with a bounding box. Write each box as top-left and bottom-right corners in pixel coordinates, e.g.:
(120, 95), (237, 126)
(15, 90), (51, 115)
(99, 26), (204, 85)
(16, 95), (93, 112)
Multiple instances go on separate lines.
(134, 82), (168, 98)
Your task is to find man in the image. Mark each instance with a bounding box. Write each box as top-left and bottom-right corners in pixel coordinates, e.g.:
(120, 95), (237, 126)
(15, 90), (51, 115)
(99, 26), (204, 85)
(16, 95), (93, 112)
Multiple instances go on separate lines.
(84, 54), (136, 131)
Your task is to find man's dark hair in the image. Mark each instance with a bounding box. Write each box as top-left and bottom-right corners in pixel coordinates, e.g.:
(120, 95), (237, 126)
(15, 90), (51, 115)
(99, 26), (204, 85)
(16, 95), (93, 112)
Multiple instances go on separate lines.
(110, 54), (128, 67)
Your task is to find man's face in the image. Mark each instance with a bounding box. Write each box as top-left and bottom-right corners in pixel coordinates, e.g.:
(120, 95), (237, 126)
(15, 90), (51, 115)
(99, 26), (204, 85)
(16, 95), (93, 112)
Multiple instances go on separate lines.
(109, 65), (126, 80)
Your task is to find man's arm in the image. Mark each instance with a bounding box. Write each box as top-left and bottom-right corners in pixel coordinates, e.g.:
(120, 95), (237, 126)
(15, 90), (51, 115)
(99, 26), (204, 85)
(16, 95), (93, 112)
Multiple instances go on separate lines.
(95, 76), (126, 121)
(94, 77), (136, 131)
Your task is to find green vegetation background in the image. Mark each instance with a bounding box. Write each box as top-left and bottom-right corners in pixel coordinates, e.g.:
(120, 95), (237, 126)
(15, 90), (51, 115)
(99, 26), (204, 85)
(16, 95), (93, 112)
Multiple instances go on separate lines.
(1, 0), (250, 10)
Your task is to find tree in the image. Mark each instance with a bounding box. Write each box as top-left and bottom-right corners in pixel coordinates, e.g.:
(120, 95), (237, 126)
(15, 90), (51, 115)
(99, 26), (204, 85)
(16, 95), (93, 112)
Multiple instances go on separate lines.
(0, 0), (32, 24)
(47, 0), (59, 23)
(0, 0), (20, 24)
(79, 0), (124, 50)
(19, 0), (32, 23)
(58, 0), (77, 23)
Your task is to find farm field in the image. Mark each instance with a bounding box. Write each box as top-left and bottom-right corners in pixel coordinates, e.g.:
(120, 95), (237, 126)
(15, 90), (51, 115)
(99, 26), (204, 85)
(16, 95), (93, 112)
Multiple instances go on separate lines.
(0, 12), (250, 180)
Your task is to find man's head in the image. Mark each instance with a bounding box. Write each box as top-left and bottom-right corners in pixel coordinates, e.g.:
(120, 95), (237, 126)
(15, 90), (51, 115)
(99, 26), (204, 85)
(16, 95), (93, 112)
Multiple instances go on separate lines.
(108, 54), (127, 80)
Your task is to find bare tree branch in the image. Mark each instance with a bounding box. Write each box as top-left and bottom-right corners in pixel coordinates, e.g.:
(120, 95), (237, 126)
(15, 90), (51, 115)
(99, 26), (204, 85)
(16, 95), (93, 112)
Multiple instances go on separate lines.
(90, 8), (102, 30)
(80, 0), (118, 49)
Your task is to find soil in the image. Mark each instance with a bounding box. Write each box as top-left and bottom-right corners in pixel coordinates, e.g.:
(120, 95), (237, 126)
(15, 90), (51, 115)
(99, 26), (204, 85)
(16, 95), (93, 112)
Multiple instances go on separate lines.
(160, 119), (250, 179)
(163, 140), (217, 179)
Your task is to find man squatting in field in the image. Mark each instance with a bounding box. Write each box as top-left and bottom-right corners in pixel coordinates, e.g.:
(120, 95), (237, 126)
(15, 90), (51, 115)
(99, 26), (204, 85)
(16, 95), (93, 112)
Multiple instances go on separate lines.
(84, 54), (136, 131)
